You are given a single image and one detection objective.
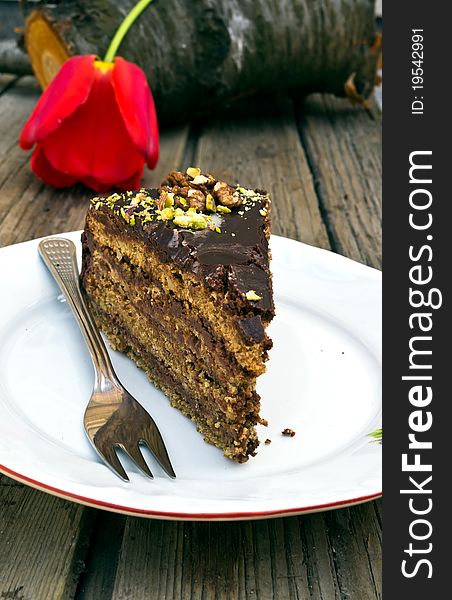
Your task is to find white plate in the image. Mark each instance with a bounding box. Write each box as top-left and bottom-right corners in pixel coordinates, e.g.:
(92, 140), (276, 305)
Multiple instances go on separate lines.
(0, 232), (381, 520)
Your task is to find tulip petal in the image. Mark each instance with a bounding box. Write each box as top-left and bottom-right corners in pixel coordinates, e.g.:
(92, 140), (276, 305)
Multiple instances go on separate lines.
(112, 57), (159, 169)
(115, 169), (144, 191)
(82, 168), (143, 193)
(20, 55), (96, 150)
(31, 146), (78, 188)
(41, 67), (145, 187)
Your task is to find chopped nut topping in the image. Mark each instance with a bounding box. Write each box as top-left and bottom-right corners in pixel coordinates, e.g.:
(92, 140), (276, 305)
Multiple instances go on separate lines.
(214, 181), (242, 208)
(159, 190), (178, 211)
(237, 186), (259, 198)
(282, 428), (296, 437)
(159, 207), (174, 221)
(173, 195), (187, 209)
(134, 191), (149, 204)
(91, 170), (270, 237)
(187, 188), (206, 212)
(167, 170), (189, 187)
(191, 174), (210, 185)
(173, 213), (209, 230)
(186, 167), (201, 178)
(165, 192), (175, 207)
(264, 439), (272, 445)
(246, 290), (262, 301)
(205, 193), (216, 212)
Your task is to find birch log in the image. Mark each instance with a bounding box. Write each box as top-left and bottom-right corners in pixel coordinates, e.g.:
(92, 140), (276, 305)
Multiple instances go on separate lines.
(21, 0), (379, 123)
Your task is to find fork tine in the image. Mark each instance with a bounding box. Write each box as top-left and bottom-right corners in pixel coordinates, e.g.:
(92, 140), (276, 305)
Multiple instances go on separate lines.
(141, 435), (176, 479)
(124, 443), (154, 479)
(94, 442), (129, 482)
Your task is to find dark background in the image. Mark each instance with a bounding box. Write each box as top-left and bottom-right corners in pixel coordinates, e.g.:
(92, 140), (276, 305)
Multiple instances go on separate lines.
(383, 1), (451, 596)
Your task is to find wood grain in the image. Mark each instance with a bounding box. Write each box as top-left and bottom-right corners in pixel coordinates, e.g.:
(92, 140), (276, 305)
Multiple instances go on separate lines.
(296, 94), (382, 268)
(193, 96), (329, 249)
(0, 76), (382, 600)
(0, 477), (95, 600)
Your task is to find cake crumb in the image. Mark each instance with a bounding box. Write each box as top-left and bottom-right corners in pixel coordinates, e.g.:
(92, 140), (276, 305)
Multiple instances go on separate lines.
(264, 438), (272, 445)
(259, 418), (268, 427)
(282, 428), (296, 437)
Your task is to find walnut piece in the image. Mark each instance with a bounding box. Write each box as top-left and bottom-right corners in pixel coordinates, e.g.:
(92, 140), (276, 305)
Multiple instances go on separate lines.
(187, 188), (206, 211)
(214, 181), (242, 207)
(166, 170), (189, 187)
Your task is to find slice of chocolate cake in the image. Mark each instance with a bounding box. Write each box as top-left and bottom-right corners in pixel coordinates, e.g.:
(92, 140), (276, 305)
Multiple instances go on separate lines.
(80, 168), (274, 462)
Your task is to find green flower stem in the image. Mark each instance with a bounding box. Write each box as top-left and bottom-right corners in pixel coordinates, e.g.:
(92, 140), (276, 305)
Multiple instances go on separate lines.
(368, 427), (382, 443)
(103, 0), (154, 63)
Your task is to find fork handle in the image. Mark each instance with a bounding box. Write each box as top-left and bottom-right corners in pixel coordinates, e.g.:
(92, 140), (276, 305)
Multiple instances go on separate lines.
(39, 237), (117, 388)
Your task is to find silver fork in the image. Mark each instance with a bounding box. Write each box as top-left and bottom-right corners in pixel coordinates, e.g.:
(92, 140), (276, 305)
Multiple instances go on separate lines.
(38, 237), (176, 481)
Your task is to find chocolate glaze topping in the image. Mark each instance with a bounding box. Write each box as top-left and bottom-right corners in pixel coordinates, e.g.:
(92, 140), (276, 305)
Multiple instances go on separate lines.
(85, 174), (274, 341)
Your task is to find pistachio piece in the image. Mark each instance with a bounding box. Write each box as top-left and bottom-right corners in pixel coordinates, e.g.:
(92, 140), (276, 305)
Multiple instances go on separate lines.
(186, 167), (201, 178)
(165, 192), (175, 208)
(237, 186), (258, 198)
(159, 207), (174, 221)
(245, 290), (262, 301)
(216, 205), (231, 214)
(205, 193), (216, 212)
(174, 195), (188, 209)
(173, 213), (208, 230)
(133, 191), (149, 204)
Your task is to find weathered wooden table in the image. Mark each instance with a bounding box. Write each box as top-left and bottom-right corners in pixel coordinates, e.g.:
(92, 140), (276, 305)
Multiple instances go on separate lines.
(0, 74), (381, 600)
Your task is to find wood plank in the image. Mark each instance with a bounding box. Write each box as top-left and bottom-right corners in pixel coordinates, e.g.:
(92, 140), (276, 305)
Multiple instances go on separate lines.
(297, 94), (382, 268)
(324, 503), (382, 600)
(75, 512), (127, 600)
(193, 96), (330, 248)
(0, 79), (100, 593)
(0, 76), (189, 248)
(0, 476), (96, 600)
(0, 73), (18, 95)
(111, 506), (381, 600)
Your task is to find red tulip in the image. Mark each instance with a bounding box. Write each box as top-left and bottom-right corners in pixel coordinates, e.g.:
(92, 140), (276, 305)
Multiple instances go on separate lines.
(20, 54), (159, 192)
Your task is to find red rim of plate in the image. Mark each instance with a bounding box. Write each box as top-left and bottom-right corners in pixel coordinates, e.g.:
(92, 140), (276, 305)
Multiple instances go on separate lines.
(0, 462), (381, 520)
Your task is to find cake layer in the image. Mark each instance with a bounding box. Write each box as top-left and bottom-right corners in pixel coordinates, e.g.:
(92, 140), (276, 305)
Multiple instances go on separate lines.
(83, 253), (260, 421)
(85, 238), (263, 388)
(90, 304), (259, 462)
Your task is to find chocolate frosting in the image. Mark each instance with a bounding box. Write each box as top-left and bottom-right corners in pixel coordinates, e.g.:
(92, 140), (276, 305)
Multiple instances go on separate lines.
(86, 184), (275, 341)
